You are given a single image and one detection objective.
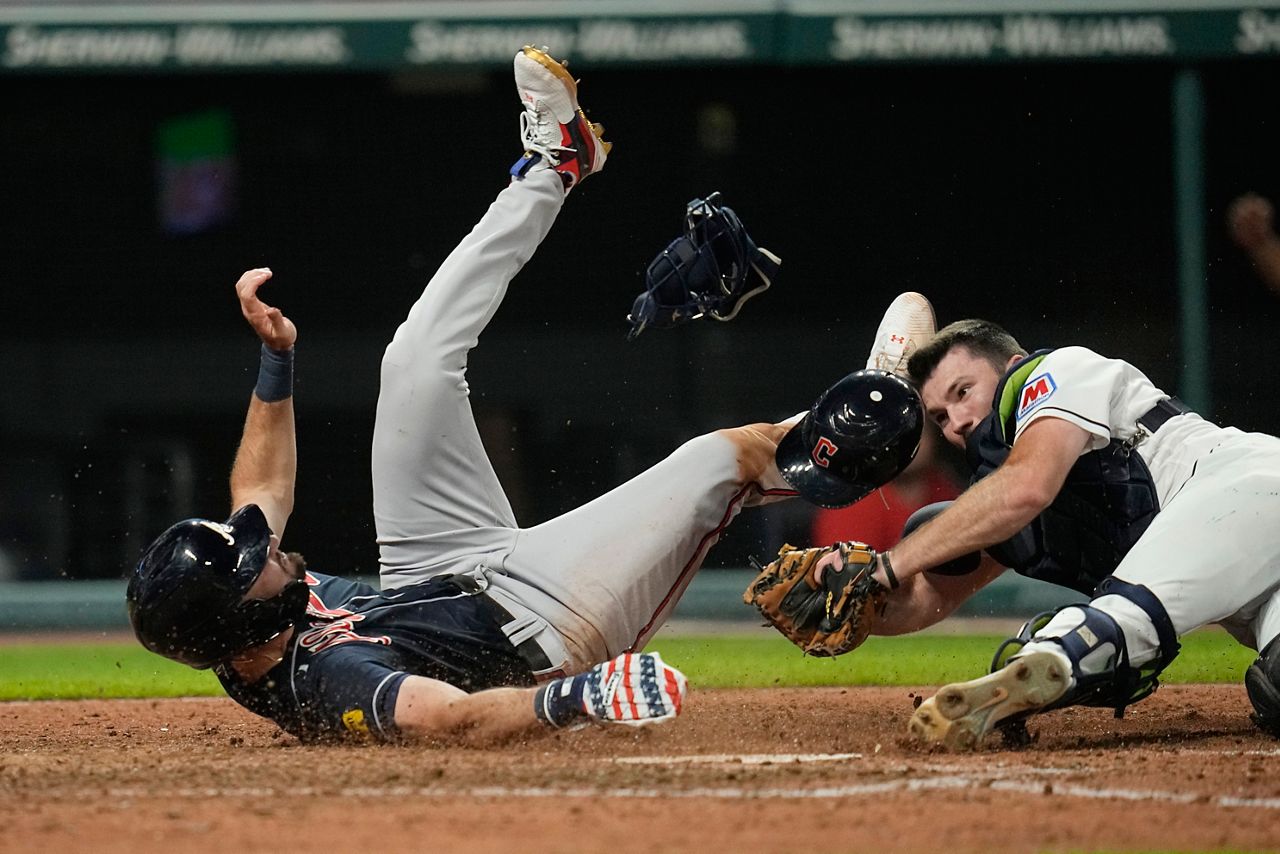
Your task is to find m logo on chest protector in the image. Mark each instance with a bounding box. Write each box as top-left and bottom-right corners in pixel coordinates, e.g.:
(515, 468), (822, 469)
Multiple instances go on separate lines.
(1017, 373), (1057, 421)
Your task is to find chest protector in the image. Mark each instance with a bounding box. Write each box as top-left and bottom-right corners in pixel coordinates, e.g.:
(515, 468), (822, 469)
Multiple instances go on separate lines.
(966, 351), (1160, 594)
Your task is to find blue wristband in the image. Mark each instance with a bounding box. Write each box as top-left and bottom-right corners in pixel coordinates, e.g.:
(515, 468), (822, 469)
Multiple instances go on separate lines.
(533, 674), (587, 728)
(255, 344), (294, 402)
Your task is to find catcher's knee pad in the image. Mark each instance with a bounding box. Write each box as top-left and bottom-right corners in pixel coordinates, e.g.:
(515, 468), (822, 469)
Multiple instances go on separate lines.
(1245, 635), (1280, 737)
(992, 578), (1180, 716)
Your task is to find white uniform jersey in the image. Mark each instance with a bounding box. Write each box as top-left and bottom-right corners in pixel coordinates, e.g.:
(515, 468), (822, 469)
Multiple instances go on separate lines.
(1008, 345), (1280, 660)
(1011, 346), (1244, 509)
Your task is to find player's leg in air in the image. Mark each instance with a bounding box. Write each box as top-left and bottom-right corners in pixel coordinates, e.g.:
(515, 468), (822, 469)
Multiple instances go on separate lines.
(368, 45), (799, 677)
(371, 46), (608, 582)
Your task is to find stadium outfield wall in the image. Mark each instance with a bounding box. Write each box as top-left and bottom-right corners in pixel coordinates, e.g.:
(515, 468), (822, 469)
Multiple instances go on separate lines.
(0, 571), (1082, 631)
(1, 1), (1280, 73)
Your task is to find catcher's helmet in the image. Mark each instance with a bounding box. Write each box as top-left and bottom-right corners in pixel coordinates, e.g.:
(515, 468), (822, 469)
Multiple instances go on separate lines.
(627, 192), (781, 340)
(126, 504), (309, 669)
(776, 370), (924, 509)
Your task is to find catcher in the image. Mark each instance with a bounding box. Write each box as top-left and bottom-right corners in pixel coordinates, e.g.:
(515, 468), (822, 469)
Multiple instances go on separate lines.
(751, 292), (1280, 751)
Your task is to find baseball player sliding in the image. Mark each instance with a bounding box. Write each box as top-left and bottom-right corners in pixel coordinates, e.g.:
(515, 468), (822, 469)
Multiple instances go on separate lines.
(127, 47), (801, 744)
(750, 294), (1280, 747)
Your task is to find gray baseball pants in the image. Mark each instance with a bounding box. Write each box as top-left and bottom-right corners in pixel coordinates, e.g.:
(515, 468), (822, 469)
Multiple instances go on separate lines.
(372, 166), (779, 675)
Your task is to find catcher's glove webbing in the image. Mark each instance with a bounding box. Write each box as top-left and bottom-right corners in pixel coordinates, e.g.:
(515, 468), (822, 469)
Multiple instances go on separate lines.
(743, 542), (888, 657)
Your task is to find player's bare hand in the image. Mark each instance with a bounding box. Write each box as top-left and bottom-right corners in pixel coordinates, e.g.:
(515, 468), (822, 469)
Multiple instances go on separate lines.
(235, 267), (297, 351)
(809, 546), (847, 586)
(1228, 193), (1277, 252)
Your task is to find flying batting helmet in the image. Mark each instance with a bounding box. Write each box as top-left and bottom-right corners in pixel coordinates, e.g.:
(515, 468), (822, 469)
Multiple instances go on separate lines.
(126, 503), (309, 669)
(775, 370), (924, 509)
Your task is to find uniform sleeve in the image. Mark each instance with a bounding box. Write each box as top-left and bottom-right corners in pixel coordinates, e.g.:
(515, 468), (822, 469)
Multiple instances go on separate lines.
(1011, 347), (1120, 452)
(305, 649), (409, 742)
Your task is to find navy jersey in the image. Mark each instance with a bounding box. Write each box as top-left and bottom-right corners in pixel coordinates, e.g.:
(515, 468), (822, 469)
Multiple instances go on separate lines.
(216, 572), (533, 742)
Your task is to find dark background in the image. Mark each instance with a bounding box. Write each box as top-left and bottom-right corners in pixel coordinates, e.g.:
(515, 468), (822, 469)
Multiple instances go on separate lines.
(2, 58), (1278, 579)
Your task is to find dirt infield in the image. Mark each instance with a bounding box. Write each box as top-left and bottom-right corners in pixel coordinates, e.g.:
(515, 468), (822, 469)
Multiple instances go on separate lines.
(3, 686), (1278, 854)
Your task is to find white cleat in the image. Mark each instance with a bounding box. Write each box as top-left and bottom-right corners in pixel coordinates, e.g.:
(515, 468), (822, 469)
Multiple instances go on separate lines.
(866, 292), (936, 379)
(512, 45), (609, 192)
(907, 651), (1070, 750)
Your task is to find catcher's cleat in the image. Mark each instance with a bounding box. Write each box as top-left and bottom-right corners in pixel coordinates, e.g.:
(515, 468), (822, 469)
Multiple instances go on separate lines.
(907, 651), (1070, 750)
(866, 292), (936, 379)
(510, 45), (610, 192)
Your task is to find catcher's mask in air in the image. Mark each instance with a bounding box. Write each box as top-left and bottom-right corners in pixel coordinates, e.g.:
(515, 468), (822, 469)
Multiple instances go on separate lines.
(127, 503), (309, 669)
(776, 370), (924, 509)
(627, 192), (781, 340)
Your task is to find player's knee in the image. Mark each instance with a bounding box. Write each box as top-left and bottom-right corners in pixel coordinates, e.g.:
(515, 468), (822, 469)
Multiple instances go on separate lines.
(715, 423), (785, 483)
(1246, 636), (1280, 737)
(380, 329), (418, 370)
(380, 340), (416, 385)
(1000, 581), (1180, 714)
(1006, 605), (1132, 711)
(380, 340), (464, 394)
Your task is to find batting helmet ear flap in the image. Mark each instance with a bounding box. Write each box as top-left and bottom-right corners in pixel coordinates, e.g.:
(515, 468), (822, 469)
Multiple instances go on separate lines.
(776, 370), (924, 509)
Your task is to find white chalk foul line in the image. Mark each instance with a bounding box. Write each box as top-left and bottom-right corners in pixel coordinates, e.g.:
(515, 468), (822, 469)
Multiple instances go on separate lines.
(612, 753), (1078, 780)
(1176, 748), (1280, 757)
(68, 750), (1280, 810)
(93, 779), (1007, 800)
(96, 779), (1280, 809)
(614, 752), (864, 765)
(987, 780), (1280, 810)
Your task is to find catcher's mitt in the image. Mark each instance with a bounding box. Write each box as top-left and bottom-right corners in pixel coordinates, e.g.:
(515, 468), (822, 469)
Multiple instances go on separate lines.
(743, 542), (888, 657)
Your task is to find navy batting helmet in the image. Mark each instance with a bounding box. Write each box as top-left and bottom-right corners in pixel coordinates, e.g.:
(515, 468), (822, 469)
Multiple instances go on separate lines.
(626, 192), (781, 340)
(126, 504), (309, 669)
(776, 370), (924, 509)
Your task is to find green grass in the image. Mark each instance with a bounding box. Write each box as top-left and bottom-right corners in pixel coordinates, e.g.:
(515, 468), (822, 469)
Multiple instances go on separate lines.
(0, 643), (223, 700)
(0, 630), (1259, 701)
(646, 629), (1259, 688)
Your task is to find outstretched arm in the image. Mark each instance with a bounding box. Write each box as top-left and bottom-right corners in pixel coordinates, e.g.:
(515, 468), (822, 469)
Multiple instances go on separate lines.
(873, 416), (1090, 590)
(393, 652), (688, 746)
(874, 553), (1007, 636)
(393, 678), (545, 746)
(228, 268), (298, 539)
